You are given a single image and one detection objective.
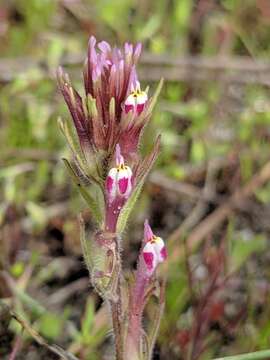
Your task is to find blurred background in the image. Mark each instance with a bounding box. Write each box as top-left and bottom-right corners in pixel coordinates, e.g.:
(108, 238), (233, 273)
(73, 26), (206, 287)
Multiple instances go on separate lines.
(2, 0), (270, 359)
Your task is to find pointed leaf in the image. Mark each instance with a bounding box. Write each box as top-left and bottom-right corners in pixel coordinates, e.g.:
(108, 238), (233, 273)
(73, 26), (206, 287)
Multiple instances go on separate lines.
(63, 158), (103, 224)
(86, 94), (106, 149)
(116, 180), (144, 234)
(147, 280), (165, 359)
(116, 136), (161, 234)
(140, 331), (150, 360)
(79, 214), (93, 273)
(89, 231), (119, 301)
(58, 117), (88, 173)
(135, 135), (161, 184)
(58, 117), (102, 187)
(145, 78), (164, 116)
(81, 297), (95, 343)
(79, 221), (120, 301)
(109, 97), (115, 121)
(57, 68), (91, 149)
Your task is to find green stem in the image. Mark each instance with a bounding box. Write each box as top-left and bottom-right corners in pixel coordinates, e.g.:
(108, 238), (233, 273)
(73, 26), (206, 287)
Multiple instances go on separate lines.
(214, 350), (270, 360)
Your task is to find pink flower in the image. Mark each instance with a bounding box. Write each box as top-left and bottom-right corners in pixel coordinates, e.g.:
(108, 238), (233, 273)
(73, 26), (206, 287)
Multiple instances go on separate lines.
(124, 81), (148, 115)
(58, 36), (142, 155)
(106, 144), (133, 202)
(142, 220), (167, 274)
(58, 36), (161, 188)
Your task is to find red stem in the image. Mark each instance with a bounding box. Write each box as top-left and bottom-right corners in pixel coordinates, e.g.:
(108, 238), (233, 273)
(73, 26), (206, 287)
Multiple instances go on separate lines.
(105, 198), (125, 360)
(8, 335), (22, 360)
(126, 260), (150, 358)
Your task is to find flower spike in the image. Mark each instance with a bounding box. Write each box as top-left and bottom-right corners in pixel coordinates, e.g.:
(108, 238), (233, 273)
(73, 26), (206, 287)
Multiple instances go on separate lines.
(58, 35), (164, 359)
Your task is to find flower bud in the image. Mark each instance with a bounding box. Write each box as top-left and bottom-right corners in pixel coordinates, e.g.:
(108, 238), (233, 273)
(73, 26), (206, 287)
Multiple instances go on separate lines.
(105, 144), (133, 202)
(142, 220), (167, 274)
(124, 81), (148, 115)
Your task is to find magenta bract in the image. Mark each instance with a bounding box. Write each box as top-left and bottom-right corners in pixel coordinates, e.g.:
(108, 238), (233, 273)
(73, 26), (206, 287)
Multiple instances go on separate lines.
(141, 220), (167, 275)
(58, 36), (152, 162)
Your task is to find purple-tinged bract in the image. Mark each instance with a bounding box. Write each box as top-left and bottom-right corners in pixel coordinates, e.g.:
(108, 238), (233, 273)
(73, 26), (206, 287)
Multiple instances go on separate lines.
(58, 36), (161, 186)
(142, 220), (167, 275)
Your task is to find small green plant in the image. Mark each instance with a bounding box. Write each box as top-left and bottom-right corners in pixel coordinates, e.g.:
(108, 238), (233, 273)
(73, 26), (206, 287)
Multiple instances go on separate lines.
(58, 36), (166, 360)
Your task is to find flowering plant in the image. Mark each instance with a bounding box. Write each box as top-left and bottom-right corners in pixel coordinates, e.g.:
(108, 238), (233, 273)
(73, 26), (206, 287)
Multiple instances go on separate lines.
(57, 36), (166, 360)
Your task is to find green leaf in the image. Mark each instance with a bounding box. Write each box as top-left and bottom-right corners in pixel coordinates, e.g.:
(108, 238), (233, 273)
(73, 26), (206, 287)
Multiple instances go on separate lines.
(10, 285), (46, 318)
(79, 214), (93, 273)
(26, 201), (47, 228)
(136, 14), (161, 41)
(63, 158), (103, 224)
(145, 78), (164, 116)
(255, 182), (270, 204)
(79, 218), (119, 301)
(39, 312), (63, 340)
(214, 349), (270, 360)
(116, 180), (144, 234)
(117, 136), (161, 233)
(81, 298), (95, 345)
(10, 261), (25, 278)
(58, 114), (101, 187)
(147, 281), (165, 359)
(191, 140), (206, 164)
(58, 116), (88, 175)
(174, 0), (192, 30)
(230, 233), (267, 272)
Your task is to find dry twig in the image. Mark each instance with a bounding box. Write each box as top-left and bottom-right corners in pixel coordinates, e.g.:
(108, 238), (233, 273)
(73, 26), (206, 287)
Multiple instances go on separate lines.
(1, 54), (270, 86)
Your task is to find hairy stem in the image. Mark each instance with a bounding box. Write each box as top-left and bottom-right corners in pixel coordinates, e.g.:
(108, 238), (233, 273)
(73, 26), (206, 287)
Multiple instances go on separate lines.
(110, 278), (124, 360)
(126, 264), (149, 359)
(110, 243), (124, 360)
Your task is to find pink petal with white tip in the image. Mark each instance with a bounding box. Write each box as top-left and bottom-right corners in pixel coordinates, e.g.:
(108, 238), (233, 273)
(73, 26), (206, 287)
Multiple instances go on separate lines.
(118, 168), (132, 197)
(134, 43), (142, 61)
(143, 252), (154, 271)
(136, 103), (145, 114)
(142, 241), (157, 271)
(124, 104), (134, 113)
(118, 177), (129, 194)
(106, 176), (114, 193)
(106, 167), (118, 201)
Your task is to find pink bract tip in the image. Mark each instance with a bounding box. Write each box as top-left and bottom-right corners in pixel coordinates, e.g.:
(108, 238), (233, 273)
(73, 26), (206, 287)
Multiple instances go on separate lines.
(144, 220), (154, 242)
(98, 40), (111, 54)
(124, 42), (133, 56)
(134, 43), (142, 59)
(119, 59), (124, 69)
(89, 36), (96, 47)
(115, 144), (124, 166)
(129, 66), (138, 91)
(92, 67), (101, 82)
